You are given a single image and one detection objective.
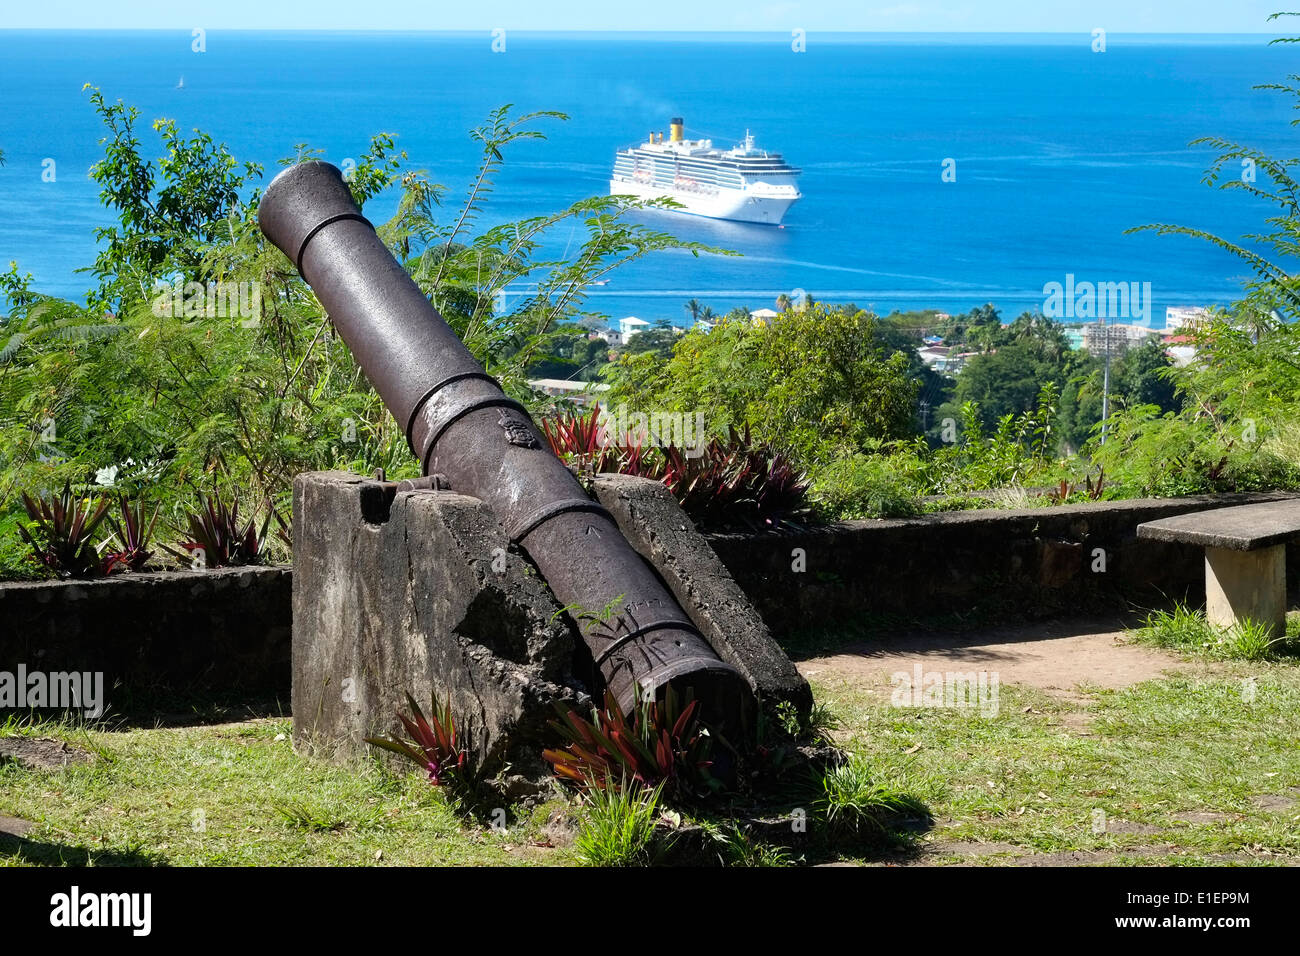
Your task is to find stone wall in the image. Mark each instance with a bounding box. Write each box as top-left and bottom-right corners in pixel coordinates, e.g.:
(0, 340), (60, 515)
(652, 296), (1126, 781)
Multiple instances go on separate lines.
(5, 488), (1295, 719)
(0, 566), (291, 709)
(705, 491), (1300, 639)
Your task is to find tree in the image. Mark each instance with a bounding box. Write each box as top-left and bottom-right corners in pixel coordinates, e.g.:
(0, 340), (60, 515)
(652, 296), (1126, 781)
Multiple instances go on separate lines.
(775, 293), (791, 313)
(623, 321), (679, 360)
(605, 306), (919, 467)
(953, 342), (1059, 429)
(684, 298), (703, 323)
(82, 86), (265, 312)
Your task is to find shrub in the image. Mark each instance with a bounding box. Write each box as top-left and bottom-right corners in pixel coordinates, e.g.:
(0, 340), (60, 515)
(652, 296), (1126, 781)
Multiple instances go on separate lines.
(810, 454), (922, 519)
(100, 495), (160, 574)
(814, 755), (929, 837)
(0, 511), (53, 581)
(167, 490), (275, 569)
(542, 407), (809, 530)
(1129, 603), (1298, 661)
(701, 821), (794, 867)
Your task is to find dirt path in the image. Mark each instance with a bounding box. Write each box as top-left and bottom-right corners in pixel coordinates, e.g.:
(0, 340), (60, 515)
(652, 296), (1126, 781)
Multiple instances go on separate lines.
(797, 616), (1191, 699)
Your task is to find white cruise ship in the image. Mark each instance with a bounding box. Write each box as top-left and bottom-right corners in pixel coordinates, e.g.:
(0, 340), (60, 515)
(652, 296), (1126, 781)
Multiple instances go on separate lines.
(609, 117), (801, 225)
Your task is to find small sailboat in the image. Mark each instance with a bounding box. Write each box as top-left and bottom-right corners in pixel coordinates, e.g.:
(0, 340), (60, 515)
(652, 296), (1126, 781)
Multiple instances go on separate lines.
(176, 76), (185, 90)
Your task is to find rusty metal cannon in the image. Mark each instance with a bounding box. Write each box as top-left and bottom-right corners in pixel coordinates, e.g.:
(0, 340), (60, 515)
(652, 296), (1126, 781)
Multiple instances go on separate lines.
(259, 161), (752, 731)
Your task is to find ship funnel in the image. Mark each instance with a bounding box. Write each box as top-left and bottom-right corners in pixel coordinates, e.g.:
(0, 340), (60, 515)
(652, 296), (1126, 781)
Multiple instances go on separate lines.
(670, 117), (684, 142)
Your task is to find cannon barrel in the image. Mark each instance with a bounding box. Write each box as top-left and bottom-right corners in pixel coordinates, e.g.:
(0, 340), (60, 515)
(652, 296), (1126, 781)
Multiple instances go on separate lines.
(259, 161), (751, 729)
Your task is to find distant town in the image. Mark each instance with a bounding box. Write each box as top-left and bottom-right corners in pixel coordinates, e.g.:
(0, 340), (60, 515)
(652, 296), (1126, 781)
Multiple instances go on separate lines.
(527, 304), (1213, 401)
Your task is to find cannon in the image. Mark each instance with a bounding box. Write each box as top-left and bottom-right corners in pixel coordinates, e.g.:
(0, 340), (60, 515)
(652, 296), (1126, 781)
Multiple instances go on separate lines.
(259, 161), (753, 732)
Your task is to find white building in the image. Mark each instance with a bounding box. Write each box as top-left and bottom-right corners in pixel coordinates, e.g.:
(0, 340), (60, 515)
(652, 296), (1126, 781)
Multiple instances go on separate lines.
(1081, 322), (1159, 355)
(619, 316), (650, 340)
(1164, 306), (1211, 332)
(749, 307), (779, 327)
(528, 379), (611, 404)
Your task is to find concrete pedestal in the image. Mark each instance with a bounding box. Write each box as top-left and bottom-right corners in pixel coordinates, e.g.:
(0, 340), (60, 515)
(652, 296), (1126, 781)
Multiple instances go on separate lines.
(1205, 544), (1287, 638)
(292, 470), (811, 790)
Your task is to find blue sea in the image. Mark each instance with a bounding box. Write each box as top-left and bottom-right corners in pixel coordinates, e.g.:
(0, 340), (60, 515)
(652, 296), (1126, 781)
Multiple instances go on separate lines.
(1, 30), (1297, 325)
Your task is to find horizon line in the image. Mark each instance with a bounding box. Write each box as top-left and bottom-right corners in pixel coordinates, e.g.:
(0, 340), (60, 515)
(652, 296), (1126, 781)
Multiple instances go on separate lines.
(0, 28), (1287, 35)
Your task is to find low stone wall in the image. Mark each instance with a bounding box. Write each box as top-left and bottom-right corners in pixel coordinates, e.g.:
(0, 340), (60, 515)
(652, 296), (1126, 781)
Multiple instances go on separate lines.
(4, 490), (1295, 712)
(0, 566), (291, 710)
(705, 491), (1300, 639)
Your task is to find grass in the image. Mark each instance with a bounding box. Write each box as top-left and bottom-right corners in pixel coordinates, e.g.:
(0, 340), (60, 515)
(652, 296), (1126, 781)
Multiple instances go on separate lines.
(4, 629), (1300, 866)
(814, 754), (933, 837)
(812, 657), (1300, 865)
(572, 781), (667, 867)
(1129, 604), (1300, 662)
(0, 717), (573, 866)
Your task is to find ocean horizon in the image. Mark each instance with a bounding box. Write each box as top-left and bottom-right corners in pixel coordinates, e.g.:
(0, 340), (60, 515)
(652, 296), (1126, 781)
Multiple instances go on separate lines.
(2, 28), (1296, 324)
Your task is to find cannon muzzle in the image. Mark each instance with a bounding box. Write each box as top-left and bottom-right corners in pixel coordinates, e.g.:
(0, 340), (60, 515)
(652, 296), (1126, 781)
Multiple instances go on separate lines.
(259, 161), (752, 732)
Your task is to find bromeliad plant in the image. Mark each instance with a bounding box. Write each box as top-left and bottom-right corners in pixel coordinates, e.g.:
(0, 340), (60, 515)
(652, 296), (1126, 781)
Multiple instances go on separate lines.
(543, 685), (720, 800)
(100, 495), (160, 574)
(17, 483), (111, 578)
(365, 692), (469, 787)
(542, 405), (809, 530)
(167, 490), (273, 568)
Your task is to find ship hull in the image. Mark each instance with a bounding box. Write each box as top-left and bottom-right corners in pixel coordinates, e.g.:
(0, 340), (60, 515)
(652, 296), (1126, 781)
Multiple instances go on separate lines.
(609, 178), (796, 225)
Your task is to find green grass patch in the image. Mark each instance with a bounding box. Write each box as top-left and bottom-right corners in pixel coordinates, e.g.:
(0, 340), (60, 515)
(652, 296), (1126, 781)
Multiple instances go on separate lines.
(812, 662), (1300, 865)
(1129, 604), (1300, 662)
(0, 717), (571, 867)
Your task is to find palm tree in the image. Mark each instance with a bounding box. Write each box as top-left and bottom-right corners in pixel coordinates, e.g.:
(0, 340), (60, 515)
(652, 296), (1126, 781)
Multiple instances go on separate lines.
(684, 298), (702, 323)
(775, 293), (791, 313)
(699, 306), (717, 323)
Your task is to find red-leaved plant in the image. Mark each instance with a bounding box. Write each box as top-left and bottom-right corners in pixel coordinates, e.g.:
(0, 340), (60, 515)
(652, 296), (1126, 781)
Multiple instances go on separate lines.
(543, 686), (720, 799)
(165, 490), (273, 568)
(541, 405), (808, 531)
(17, 483), (111, 578)
(365, 692), (468, 787)
(101, 495), (160, 574)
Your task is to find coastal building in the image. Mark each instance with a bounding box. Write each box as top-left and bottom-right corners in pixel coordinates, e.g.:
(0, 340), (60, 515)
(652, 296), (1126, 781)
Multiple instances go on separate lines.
(1162, 333), (1198, 368)
(918, 344), (951, 366)
(1080, 322), (1159, 355)
(1164, 306), (1211, 332)
(917, 343), (977, 374)
(749, 308), (779, 327)
(619, 316), (650, 340)
(589, 329), (622, 346)
(528, 379), (611, 404)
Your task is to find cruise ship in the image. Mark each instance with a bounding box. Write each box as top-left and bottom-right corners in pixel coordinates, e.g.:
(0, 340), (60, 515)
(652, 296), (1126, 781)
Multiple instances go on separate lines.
(609, 117), (801, 225)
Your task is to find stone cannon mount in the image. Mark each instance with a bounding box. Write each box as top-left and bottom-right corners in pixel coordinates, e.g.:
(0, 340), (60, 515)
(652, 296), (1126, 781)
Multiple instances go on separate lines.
(292, 469), (812, 792)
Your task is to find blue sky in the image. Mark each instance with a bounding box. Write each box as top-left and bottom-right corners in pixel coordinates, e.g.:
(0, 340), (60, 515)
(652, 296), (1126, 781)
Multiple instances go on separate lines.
(0, 1), (1291, 33)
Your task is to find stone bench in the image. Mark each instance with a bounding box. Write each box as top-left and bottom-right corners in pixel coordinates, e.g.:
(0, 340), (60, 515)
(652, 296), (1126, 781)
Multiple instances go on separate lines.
(1137, 500), (1300, 637)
